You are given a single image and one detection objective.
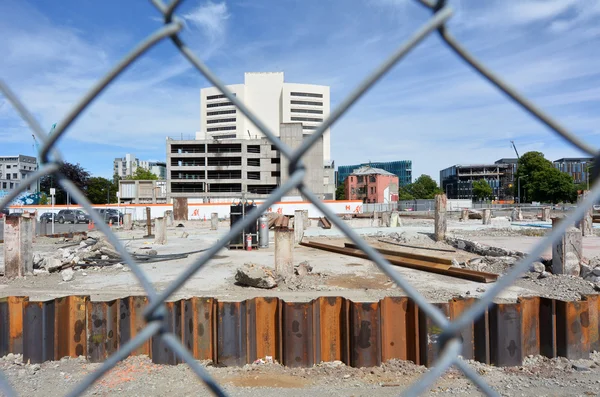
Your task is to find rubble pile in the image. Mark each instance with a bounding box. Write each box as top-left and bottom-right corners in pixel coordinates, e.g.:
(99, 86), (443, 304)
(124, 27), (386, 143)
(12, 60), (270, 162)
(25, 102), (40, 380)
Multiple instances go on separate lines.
(580, 256), (600, 285)
(235, 261), (318, 290)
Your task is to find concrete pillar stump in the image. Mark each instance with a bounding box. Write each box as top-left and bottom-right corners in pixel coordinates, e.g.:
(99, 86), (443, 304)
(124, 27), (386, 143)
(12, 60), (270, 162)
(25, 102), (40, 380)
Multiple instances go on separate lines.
(165, 210), (174, 227)
(123, 213), (133, 230)
(275, 228), (294, 277)
(541, 207), (551, 222)
(390, 212), (401, 228)
(3, 214), (33, 278)
(154, 217), (167, 245)
(381, 212), (390, 227)
(434, 194), (447, 242)
(577, 191), (593, 236)
(210, 213), (218, 231)
(460, 209), (469, 222)
(482, 209), (492, 225)
(302, 210), (309, 230)
(552, 218), (582, 276)
(294, 210), (304, 246)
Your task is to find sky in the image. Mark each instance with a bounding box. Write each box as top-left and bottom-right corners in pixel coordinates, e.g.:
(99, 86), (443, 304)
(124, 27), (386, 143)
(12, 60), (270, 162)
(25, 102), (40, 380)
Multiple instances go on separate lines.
(1, 0), (600, 182)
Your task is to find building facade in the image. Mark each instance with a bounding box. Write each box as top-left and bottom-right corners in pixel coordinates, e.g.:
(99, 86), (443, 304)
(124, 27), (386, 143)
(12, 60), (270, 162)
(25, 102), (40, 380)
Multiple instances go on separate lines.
(553, 157), (594, 184)
(167, 123), (334, 202)
(119, 180), (167, 204)
(0, 155), (38, 192)
(114, 154), (166, 179)
(344, 166), (399, 203)
(440, 163), (510, 201)
(337, 160), (411, 187)
(494, 158), (518, 201)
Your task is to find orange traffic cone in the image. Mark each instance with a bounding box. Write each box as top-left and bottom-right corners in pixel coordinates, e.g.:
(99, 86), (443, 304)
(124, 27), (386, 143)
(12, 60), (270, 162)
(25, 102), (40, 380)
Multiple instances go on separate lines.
(109, 219), (113, 228)
(87, 221), (93, 231)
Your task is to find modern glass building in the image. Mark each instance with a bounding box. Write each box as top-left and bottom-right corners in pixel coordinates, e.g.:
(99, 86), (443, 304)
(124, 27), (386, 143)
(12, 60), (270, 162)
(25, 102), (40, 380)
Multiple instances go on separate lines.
(337, 160), (412, 187)
(553, 158), (594, 184)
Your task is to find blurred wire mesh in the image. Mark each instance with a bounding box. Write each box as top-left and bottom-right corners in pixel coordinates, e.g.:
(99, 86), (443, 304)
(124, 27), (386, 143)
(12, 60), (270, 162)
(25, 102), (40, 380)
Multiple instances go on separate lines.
(1, 0), (599, 396)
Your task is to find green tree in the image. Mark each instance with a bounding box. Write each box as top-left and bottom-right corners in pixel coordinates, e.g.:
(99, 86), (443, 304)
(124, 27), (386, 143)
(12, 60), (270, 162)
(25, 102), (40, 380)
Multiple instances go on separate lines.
(39, 162), (90, 204)
(126, 167), (158, 180)
(39, 193), (48, 205)
(86, 177), (117, 204)
(401, 175), (442, 199)
(515, 152), (574, 203)
(335, 184), (345, 200)
(472, 179), (493, 201)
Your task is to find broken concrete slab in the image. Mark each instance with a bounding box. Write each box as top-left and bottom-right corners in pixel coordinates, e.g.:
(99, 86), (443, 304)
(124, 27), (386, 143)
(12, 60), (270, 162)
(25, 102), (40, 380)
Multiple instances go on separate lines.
(61, 268), (74, 282)
(235, 264), (277, 289)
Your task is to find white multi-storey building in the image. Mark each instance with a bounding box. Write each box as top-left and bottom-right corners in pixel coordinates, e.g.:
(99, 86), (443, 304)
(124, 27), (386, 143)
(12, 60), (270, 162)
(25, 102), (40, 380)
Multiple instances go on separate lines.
(197, 72), (331, 163)
(114, 154), (166, 180)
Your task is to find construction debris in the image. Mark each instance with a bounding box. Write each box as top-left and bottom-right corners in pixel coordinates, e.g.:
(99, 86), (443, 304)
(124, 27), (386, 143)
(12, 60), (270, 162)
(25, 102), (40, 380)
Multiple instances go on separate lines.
(235, 263), (278, 289)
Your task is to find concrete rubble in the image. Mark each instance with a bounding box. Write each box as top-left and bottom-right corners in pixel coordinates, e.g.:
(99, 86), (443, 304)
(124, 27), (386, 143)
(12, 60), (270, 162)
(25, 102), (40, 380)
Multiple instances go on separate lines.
(235, 263), (278, 289)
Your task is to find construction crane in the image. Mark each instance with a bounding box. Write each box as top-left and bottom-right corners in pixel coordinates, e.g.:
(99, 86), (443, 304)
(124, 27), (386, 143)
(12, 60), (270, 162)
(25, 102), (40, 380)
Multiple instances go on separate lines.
(510, 140), (520, 160)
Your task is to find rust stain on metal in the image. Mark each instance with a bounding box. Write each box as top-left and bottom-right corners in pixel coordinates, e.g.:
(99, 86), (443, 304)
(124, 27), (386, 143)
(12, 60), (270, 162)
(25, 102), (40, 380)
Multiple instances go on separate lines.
(556, 300), (590, 360)
(449, 297), (476, 360)
(419, 302), (449, 367)
(23, 300), (55, 363)
(489, 303), (522, 367)
(247, 297), (279, 363)
(183, 297), (214, 361)
(380, 297), (411, 362)
(217, 301), (247, 366)
(583, 295), (600, 353)
(350, 302), (381, 368)
(314, 296), (346, 364)
(8, 296), (26, 355)
(282, 301), (314, 367)
(518, 296), (540, 357)
(87, 300), (119, 363)
(55, 296), (88, 359)
(151, 301), (182, 365)
(119, 296), (150, 356)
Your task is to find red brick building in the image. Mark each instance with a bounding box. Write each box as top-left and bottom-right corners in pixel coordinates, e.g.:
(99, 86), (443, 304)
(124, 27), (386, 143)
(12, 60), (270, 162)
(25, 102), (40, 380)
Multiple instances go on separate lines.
(344, 166), (399, 204)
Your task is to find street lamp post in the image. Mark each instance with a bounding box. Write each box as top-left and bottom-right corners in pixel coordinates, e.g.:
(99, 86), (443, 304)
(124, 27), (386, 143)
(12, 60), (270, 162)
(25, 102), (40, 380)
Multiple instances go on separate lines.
(518, 176), (527, 205)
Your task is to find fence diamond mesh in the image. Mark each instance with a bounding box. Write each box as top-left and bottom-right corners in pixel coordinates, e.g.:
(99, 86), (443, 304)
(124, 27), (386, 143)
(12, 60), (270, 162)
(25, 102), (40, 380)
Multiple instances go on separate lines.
(1, 0), (600, 396)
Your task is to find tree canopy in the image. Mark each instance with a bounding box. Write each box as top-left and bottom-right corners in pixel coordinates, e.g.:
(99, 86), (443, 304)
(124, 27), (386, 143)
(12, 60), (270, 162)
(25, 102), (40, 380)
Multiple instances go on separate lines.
(87, 177), (118, 204)
(514, 151), (574, 203)
(472, 179), (493, 201)
(335, 184), (345, 200)
(398, 175), (442, 200)
(126, 167), (158, 180)
(40, 162), (90, 204)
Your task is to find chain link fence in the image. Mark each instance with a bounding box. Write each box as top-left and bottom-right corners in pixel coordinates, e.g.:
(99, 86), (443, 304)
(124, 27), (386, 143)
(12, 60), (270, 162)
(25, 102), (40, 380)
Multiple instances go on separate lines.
(1, 0), (600, 395)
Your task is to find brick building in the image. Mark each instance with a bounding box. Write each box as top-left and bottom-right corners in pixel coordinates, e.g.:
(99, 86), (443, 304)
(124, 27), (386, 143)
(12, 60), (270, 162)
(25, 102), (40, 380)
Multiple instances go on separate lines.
(344, 166), (399, 204)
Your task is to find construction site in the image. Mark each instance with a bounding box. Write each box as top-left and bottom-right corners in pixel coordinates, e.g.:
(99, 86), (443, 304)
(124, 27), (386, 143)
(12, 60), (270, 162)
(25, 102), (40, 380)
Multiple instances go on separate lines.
(2, 201), (600, 396)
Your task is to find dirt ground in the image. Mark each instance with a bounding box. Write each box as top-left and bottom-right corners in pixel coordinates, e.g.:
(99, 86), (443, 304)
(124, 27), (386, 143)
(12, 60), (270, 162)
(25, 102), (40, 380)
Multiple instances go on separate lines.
(3, 352), (600, 397)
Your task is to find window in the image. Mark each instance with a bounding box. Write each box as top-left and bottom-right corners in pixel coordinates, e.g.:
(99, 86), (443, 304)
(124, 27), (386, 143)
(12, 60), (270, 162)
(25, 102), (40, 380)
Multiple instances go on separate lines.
(207, 109), (236, 116)
(206, 93), (235, 100)
(2, 182), (6, 189)
(247, 145), (260, 154)
(369, 176), (376, 183)
(212, 134), (237, 140)
(271, 171), (281, 177)
(271, 158), (280, 164)
(290, 92), (323, 98)
(207, 126), (236, 132)
(290, 100), (322, 106)
(6, 174), (10, 180)
(291, 108), (323, 114)
(206, 118), (236, 124)
(302, 125), (318, 130)
(6, 165), (10, 169)
(22, 173), (26, 179)
(291, 116), (323, 123)
(207, 102), (233, 108)
(9, 183), (13, 189)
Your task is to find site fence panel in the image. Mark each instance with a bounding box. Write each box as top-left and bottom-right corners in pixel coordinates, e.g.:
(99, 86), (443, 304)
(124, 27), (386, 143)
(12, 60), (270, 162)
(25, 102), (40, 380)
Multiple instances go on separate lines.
(1, 0), (599, 396)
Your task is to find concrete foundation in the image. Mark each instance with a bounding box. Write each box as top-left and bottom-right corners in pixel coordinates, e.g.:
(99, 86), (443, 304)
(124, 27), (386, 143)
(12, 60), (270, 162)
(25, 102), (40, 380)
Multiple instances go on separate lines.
(165, 210), (174, 227)
(302, 210), (309, 230)
(552, 219), (582, 276)
(460, 209), (469, 222)
(381, 212), (390, 227)
(577, 191), (593, 236)
(294, 210), (304, 246)
(482, 209), (492, 225)
(275, 228), (294, 277)
(123, 213), (133, 230)
(434, 194), (447, 242)
(390, 212), (401, 228)
(210, 213), (218, 231)
(3, 214), (33, 278)
(541, 207), (551, 222)
(154, 217), (167, 245)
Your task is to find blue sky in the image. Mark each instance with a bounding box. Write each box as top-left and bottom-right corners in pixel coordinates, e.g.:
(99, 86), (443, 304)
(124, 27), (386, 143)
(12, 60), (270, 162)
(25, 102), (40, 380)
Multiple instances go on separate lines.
(1, 0), (600, 182)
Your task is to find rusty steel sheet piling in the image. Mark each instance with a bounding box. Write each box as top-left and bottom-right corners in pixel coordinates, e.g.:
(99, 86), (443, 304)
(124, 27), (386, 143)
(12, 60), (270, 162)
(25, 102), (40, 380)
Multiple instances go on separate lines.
(182, 297), (215, 361)
(314, 297), (347, 364)
(519, 296), (541, 357)
(556, 300), (590, 360)
(0, 299), (8, 356)
(419, 302), (449, 367)
(23, 299), (55, 364)
(282, 301), (314, 367)
(247, 297), (279, 363)
(489, 303), (523, 367)
(86, 300), (119, 363)
(151, 301), (183, 365)
(474, 305), (490, 365)
(55, 296), (88, 358)
(350, 302), (381, 368)
(381, 297), (419, 363)
(217, 301), (247, 366)
(584, 295), (600, 352)
(119, 296), (150, 356)
(539, 297), (557, 358)
(449, 297), (477, 360)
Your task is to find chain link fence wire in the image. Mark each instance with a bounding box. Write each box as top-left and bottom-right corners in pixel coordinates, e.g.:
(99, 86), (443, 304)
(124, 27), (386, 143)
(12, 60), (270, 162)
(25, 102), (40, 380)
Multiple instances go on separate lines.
(1, 0), (600, 395)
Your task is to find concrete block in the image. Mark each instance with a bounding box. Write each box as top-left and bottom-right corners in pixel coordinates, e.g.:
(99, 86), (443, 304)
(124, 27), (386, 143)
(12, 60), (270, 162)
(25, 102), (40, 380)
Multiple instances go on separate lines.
(210, 213), (218, 230)
(460, 209), (469, 222)
(482, 209), (492, 225)
(577, 191), (593, 236)
(302, 210), (309, 230)
(165, 210), (174, 227)
(541, 207), (551, 222)
(434, 194), (447, 242)
(294, 210), (304, 246)
(154, 217), (167, 245)
(275, 228), (294, 277)
(123, 213), (133, 230)
(3, 214), (33, 278)
(552, 224), (582, 276)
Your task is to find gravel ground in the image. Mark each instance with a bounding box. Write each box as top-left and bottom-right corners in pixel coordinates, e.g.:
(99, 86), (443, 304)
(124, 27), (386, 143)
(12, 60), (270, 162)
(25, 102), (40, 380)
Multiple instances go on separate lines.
(3, 353), (600, 396)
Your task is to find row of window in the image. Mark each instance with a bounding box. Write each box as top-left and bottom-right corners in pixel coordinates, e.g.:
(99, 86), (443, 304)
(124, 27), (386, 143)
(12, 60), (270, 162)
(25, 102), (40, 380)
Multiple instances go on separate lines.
(207, 109), (236, 116)
(291, 116), (323, 123)
(212, 134), (237, 140)
(207, 102), (233, 108)
(1, 182), (19, 189)
(0, 173), (22, 180)
(206, 93), (236, 100)
(303, 125), (317, 130)
(290, 92), (323, 98)
(290, 100), (322, 106)
(291, 108), (322, 114)
(207, 118), (236, 124)
(207, 126), (236, 132)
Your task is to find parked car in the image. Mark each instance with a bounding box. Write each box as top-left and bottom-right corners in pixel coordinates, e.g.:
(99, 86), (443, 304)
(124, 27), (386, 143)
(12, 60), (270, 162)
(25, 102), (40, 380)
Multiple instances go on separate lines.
(96, 208), (123, 224)
(0, 208), (9, 218)
(56, 209), (90, 224)
(39, 212), (55, 222)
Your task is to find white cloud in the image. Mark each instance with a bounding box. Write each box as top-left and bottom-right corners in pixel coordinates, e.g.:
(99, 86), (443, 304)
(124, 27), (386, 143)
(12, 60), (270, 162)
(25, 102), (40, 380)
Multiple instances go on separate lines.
(182, 1), (229, 43)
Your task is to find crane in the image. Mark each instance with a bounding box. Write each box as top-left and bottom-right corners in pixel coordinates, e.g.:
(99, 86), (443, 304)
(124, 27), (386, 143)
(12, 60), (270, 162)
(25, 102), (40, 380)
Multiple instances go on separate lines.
(510, 140), (520, 160)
